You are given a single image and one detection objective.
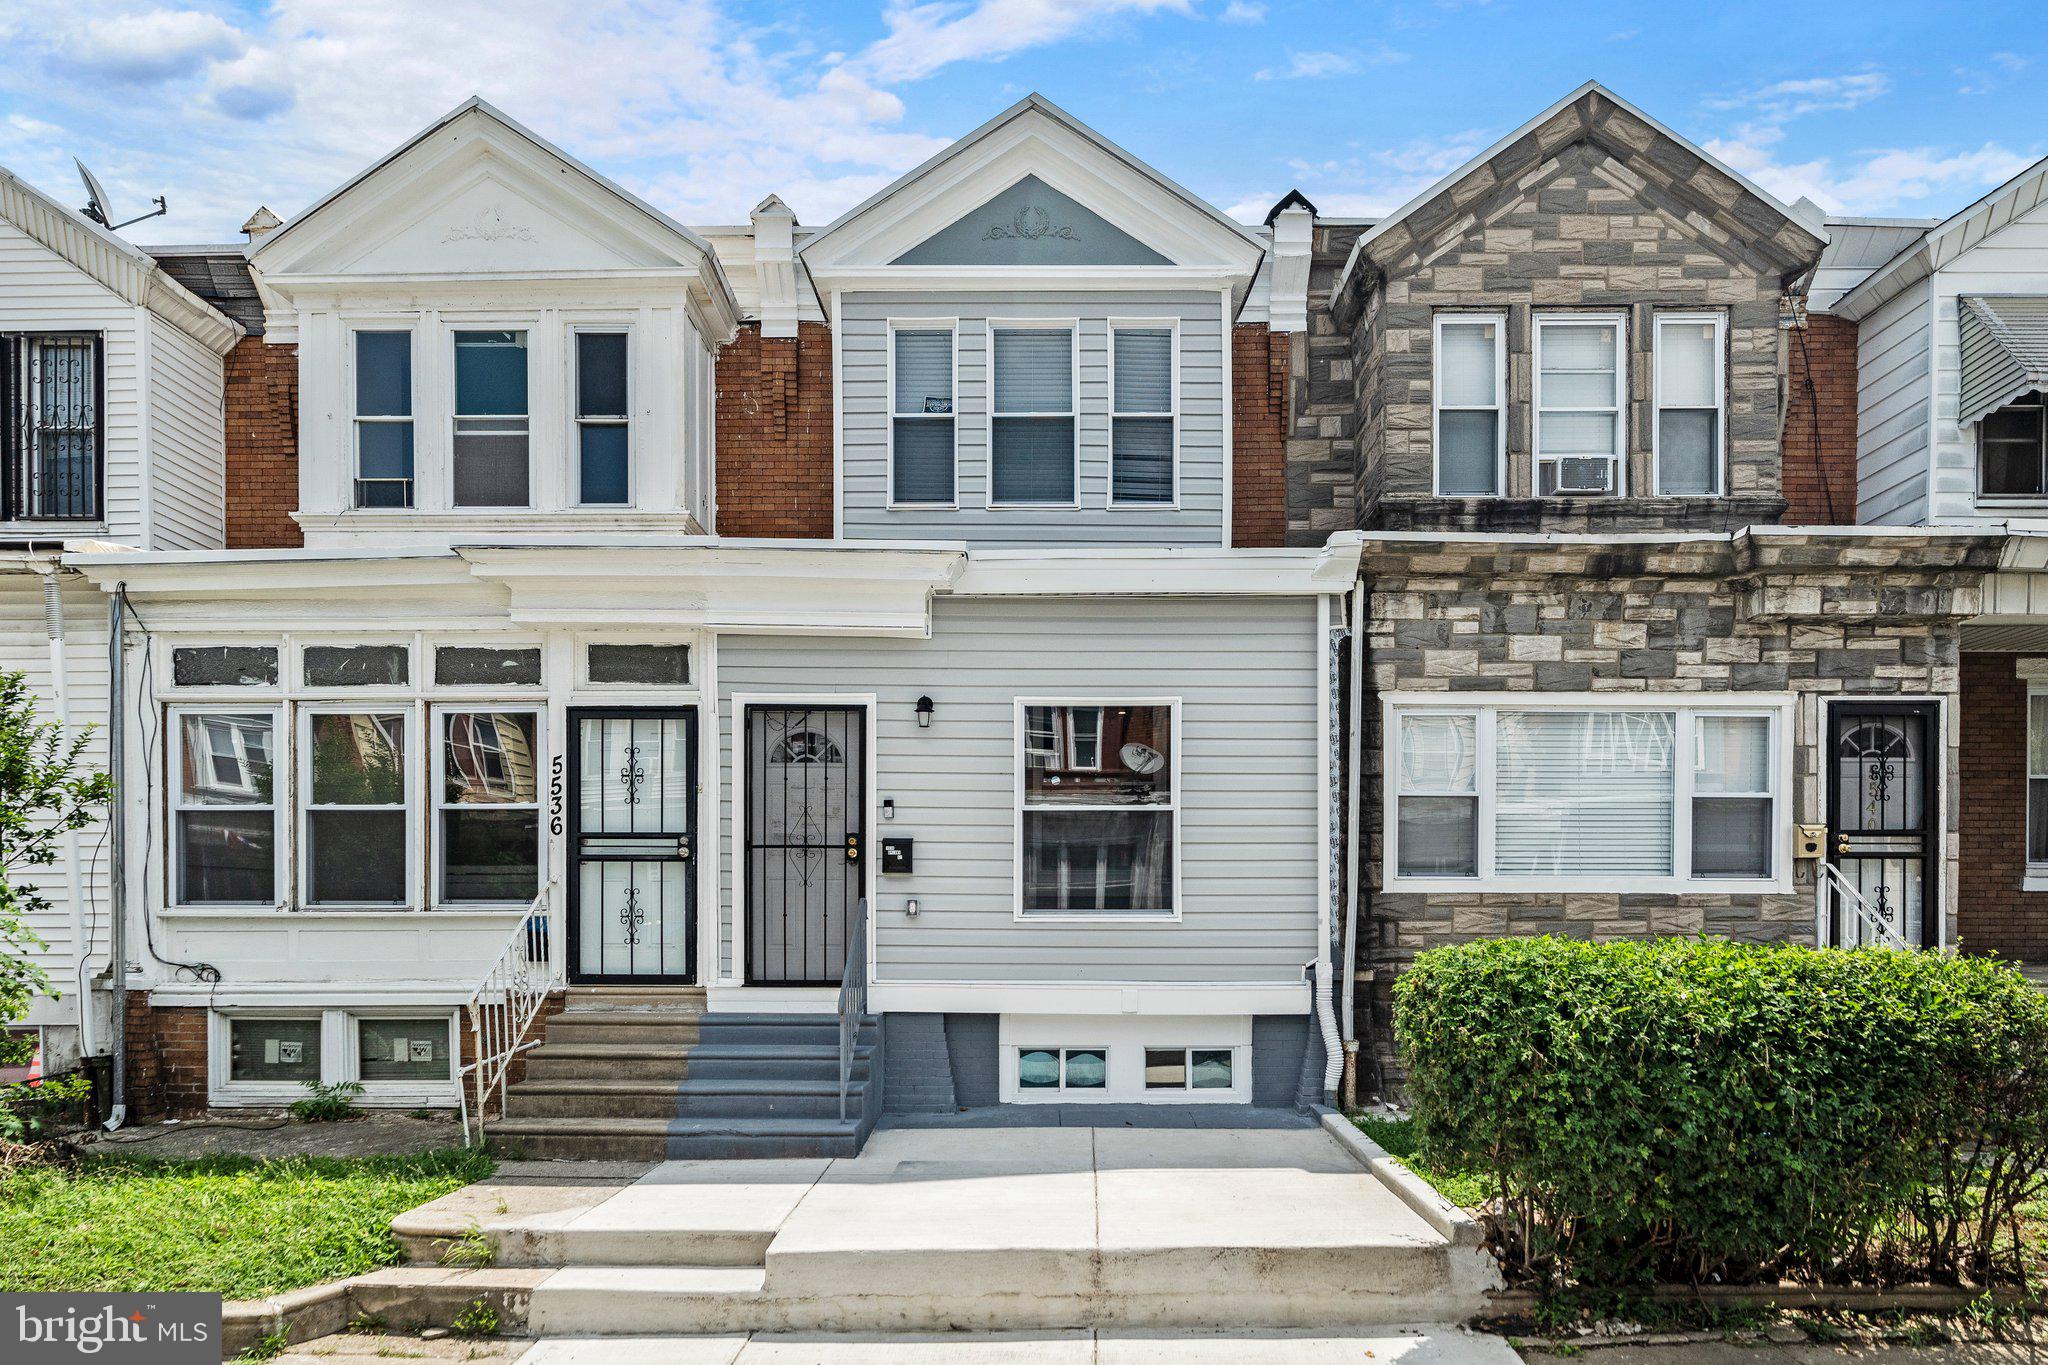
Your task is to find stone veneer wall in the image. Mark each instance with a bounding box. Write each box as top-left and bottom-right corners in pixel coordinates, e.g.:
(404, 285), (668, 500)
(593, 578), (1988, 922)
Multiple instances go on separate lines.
(1356, 532), (1998, 1081)
(1284, 223), (1366, 545)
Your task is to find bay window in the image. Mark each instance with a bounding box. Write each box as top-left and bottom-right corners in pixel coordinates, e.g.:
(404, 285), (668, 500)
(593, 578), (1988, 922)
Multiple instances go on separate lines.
(352, 331), (413, 509)
(303, 710), (408, 905)
(1110, 325), (1174, 504)
(1432, 315), (1503, 496)
(990, 325), (1076, 505)
(1387, 698), (1786, 889)
(1018, 700), (1176, 916)
(452, 330), (529, 507)
(173, 709), (279, 904)
(1655, 315), (1724, 495)
(2, 333), (101, 521)
(891, 325), (956, 505)
(438, 709), (541, 904)
(1535, 316), (1624, 496)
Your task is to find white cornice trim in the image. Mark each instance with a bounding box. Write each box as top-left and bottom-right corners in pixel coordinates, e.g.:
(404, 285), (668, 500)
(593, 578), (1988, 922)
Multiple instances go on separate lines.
(953, 536), (1362, 596)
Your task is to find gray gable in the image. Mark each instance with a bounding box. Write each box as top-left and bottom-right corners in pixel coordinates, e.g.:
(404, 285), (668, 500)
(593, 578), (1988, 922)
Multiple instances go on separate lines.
(893, 175), (1172, 267)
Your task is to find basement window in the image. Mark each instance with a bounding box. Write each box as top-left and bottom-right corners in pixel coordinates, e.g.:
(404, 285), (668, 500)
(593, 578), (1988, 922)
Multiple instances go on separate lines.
(357, 1018), (454, 1082)
(228, 1017), (321, 1083)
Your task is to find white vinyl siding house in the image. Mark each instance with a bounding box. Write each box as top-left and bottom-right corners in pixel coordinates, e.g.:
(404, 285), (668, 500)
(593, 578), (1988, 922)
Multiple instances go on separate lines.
(1857, 280), (1934, 525)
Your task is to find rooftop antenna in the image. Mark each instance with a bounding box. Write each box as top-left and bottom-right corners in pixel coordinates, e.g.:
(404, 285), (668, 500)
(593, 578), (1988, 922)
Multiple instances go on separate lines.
(74, 158), (167, 232)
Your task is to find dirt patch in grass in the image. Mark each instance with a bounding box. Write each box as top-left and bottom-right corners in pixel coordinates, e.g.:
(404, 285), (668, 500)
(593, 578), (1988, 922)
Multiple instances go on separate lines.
(0, 1149), (493, 1299)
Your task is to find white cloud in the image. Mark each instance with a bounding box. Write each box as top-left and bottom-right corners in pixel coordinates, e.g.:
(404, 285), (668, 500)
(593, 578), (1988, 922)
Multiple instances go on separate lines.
(54, 7), (244, 84)
(1224, 128), (1490, 219)
(1703, 127), (2034, 215)
(1254, 45), (1405, 80)
(1709, 73), (1892, 121)
(858, 0), (1193, 84)
(1218, 1), (1266, 22)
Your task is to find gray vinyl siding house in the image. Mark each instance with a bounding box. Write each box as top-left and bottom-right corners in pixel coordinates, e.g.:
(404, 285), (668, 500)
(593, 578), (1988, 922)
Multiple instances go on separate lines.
(837, 291), (1231, 546)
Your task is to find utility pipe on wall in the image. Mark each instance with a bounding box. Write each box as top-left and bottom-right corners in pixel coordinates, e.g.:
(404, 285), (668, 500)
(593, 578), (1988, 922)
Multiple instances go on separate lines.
(1341, 575), (1365, 1107)
(34, 562), (94, 1059)
(104, 586), (127, 1131)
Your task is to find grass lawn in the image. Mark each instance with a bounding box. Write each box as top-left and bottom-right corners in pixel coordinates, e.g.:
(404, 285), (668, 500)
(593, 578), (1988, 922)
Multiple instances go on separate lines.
(0, 1149), (493, 1299)
(1350, 1114), (1492, 1210)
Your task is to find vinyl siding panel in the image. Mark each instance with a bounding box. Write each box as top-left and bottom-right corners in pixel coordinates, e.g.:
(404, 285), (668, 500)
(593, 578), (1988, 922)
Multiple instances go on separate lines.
(839, 291), (1228, 547)
(1855, 278), (1931, 525)
(145, 313), (227, 549)
(716, 595), (1322, 984)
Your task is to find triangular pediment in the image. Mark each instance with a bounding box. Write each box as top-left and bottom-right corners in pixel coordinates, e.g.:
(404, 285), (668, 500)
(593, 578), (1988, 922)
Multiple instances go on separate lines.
(894, 175), (1171, 266)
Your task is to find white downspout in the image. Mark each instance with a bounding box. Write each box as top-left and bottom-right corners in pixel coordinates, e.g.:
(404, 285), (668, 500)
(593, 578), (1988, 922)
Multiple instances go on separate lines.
(34, 561), (91, 1058)
(1341, 576), (1364, 1096)
(1315, 595), (1342, 1099)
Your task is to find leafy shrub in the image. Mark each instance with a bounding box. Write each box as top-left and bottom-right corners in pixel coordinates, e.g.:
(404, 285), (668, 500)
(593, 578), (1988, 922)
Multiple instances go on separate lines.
(288, 1080), (364, 1122)
(450, 1298), (499, 1337)
(1394, 937), (2048, 1289)
(0, 1071), (91, 1144)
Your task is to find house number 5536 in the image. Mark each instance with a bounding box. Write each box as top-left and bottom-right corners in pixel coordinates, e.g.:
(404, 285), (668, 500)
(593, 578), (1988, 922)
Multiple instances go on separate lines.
(549, 755), (565, 836)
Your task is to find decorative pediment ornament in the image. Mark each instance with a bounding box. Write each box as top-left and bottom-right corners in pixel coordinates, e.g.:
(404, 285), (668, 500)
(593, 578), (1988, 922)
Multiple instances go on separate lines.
(981, 202), (1077, 244)
(443, 206), (537, 244)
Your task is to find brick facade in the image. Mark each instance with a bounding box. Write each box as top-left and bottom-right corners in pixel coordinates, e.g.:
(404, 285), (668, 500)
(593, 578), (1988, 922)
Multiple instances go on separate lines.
(1230, 324), (1291, 548)
(715, 322), (834, 538)
(122, 993), (208, 1119)
(1781, 313), (1860, 526)
(1959, 652), (2048, 962)
(223, 337), (302, 549)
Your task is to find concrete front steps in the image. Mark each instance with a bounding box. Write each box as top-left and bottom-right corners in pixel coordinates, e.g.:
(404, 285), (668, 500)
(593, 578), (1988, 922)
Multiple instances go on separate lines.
(667, 1013), (879, 1159)
(489, 986), (704, 1160)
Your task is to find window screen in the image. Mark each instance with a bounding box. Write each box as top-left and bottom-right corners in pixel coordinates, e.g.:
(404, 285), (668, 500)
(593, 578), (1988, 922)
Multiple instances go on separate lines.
(172, 645), (279, 687)
(434, 646), (541, 687)
(587, 643), (689, 685)
(453, 331), (529, 507)
(1111, 328), (1172, 504)
(991, 328), (1075, 504)
(891, 329), (955, 504)
(304, 644), (408, 688)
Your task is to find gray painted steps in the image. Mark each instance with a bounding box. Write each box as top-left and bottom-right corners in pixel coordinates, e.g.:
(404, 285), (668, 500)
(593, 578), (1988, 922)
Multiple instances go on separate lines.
(489, 986), (705, 1159)
(665, 1013), (880, 1159)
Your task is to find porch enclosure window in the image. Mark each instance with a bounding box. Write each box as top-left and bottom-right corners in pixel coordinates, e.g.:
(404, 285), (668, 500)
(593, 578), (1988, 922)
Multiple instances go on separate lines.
(1390, 702), (1781, 887)
(453, 330), (529, 507)
(1110, 326), (1173, 504)
(1982, 394), (2048, 498)
(1018, 702), (1175, 915)
(2, 333), (101, 520)
(353, 331), (413, 508)
(891, 326), (954, 504)
(1534, 316), (1623, 496)
(439, 710), (541, 903)
(173, 710), (278, 904)
(304, 711), (407, 905)
(990, 326), (1075, 504)
(1655, 315), (1724, 495)
(1432, 316), (1502, 496)
(575, 332), (630, 505)
(2029, 693), (2048, 869)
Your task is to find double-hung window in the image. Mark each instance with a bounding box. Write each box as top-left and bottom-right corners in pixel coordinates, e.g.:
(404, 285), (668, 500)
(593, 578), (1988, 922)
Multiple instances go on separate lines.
(1534, 316), (1624, 496)
(3, 333), (101, 521)
(173, 709), (279, 905)
(452, 330), (529, 507)
(303, 710), (408, 906)
(2028, 692), (2048, 875)
(1388, 699), (1785, 890)
(1655, 315), (1724, 495)
(575, 332), (630, 505)
(1432, 316), (1503, 496)
(1983, 395), (2048, 499)
(990, 326), (1076, 505)
(1110, 325), (1174, 504)
(353, 331), (414, 509)
(890, 325), (955, 505)
(1018, 701), (1176, 916)
(437, 709), (541, 904)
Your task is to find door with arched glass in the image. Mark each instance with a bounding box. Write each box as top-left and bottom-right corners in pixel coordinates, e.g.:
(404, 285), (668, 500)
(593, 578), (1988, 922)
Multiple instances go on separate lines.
(743, 705), (866, 984)
(1826, 701), (1938, 948)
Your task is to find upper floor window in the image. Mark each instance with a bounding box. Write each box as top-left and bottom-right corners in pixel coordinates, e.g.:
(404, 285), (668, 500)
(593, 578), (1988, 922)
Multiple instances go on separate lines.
(575, 332), (630, 506)
(1111, 326), (1174, 505)
(453, 331), (529, 508)
(891, 325), (955, 506)
(1432, 316), (1503, 497)
(353, 331), (413, 509)
(2, 333), (101, 521)
(1654, 315), (1724, 496)
(1534, 316), (1623, 497)
(1982, 394), (2047, 499)
(991, 325), (1075, 505)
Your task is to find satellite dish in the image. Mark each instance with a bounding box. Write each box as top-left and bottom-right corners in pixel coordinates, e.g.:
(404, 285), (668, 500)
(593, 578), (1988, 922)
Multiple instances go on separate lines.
(1120, 743), (1165, 775)
(74, 158), (167, 232)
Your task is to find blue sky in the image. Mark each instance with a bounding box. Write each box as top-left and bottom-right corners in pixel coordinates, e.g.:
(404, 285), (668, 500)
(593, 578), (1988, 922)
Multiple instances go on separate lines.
(0, 0), (2041, 244)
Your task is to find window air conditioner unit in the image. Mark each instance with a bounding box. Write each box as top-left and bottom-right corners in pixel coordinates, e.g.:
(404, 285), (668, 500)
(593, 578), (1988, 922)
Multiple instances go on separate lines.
(1543, 456), (1615, 496)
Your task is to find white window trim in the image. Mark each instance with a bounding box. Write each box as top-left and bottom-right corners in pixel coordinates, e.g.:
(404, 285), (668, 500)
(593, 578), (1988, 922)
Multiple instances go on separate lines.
(1533, 313), (1628, 498)
(210, 1008), (459, 1108)
(1978, 401), (2048, 506)
(433, 705), (545, 910)
(1012, 696), (1183, 922)
(2027, 682), (2048, 887)
(298, 702), (418, 910)
(350, 326), (416, 511)
(569, 324), (634, 508)
(1382, 691), (1793, 895)
(1010, 1045), (1112, 1098)
(448, 324), (535, 511)
(885, 319), (960, 509)
(1431, 312), (1506, 498)
(169, 704), (285, 910)
(1651, 312), (1727, 498)
(987, 318), (1081, 510)
(1107, 318), (1180, 509)
(997, 1015), (1252, 1104)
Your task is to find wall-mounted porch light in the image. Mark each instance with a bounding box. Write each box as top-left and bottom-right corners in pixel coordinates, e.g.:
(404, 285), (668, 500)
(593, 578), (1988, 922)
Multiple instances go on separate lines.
(915, 695), (934, 729)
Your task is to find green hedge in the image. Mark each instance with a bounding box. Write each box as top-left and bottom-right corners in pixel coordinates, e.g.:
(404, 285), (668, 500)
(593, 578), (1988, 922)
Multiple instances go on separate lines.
(1393, 937), (2048, 1288)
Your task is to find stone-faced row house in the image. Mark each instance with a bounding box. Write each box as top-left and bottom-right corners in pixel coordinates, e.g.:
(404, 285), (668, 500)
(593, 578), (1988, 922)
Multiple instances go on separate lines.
(0, 80), (2042, 1132)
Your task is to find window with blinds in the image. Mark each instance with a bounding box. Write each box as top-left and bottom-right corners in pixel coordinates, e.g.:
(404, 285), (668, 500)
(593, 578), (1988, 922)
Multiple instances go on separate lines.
(1432, 316), (1502, 496)
(2, 333), (101, 521)
(991, 326), (1075, 504)
(891, 326), (955, 504)
(1389, 702), (1783, 888)
(2029, 694), (2048, 869)
(1111, 326), (1173, 504)
(1655, 315), (1723, 496)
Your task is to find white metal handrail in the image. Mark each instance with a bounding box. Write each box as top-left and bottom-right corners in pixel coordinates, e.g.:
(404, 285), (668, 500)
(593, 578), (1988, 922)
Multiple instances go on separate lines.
(457, 887), (561, 1144)
(838, 898), (869, 1121)
(1816, 861), (1913, 951)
